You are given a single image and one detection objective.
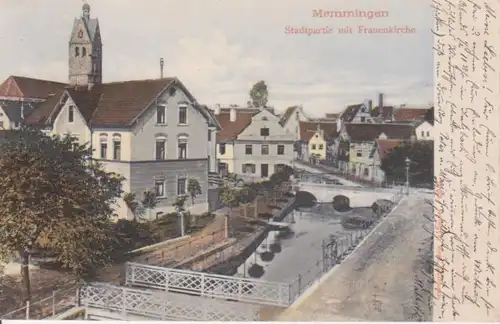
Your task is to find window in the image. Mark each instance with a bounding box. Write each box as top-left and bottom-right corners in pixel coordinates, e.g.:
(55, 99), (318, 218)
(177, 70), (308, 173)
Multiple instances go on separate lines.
(242, 163), (256, 174)
(261, 144), (269, 155)
(260, 128), (270, 136)
(319, 144), (324, 150)
(113, 134), (121, 160)
(178, 105), (187, 124)
(360, 117), (366, 122)
(155, 180), (165, 198)
(364, 168), (369, 176)
(0, 121), (3, 129)
(245, 144), (253, 155)
(177, 177), (187, 195)
(277, 145), (285, 155)
(261, 164), (269, 177)
(82, 47), (86, 57)
(75, 47), (80, 57)
(426, 131), (430, 137)
(68, 106), (74, 123)
(311, 144), (316, 150)
(421, 131), (424, 137)
(100, 134), (108, 159)
(156, 105), (166, 124)
(208, 130), (211, 141)
(178, 136), (187, 159)
(219, 143), (226, 155)
(356, 150), (362, 157)
(155, 137), (166, 160)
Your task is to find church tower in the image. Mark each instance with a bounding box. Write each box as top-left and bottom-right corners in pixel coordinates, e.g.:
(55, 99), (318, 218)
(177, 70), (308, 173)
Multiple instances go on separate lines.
(68, 3), (102, 87)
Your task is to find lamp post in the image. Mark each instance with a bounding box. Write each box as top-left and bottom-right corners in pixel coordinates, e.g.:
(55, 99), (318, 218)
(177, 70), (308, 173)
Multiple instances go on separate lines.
(405, 157), (411, 195)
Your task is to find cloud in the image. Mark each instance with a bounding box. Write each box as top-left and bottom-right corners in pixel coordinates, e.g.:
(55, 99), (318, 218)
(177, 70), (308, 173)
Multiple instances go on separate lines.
(0, 0), (433, 117)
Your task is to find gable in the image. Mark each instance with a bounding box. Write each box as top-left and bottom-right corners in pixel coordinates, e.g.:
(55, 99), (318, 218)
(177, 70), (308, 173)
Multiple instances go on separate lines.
(237, 109), (293, 140)
(70, 19), (92, 43)
(52, 95), (90, 139)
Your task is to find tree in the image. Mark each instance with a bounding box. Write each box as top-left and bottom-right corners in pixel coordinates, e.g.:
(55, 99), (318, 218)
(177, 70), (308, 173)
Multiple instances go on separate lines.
(141, 190), (157, 220)
(220, 186), (241, 211)
(187, 178), (202, 205)
(123, 193), (139, 221)
(0, 128), (123, 301)
(249, 80), (269, 108)
(173, 195), (187, 236)
(380, 140), (433, 185)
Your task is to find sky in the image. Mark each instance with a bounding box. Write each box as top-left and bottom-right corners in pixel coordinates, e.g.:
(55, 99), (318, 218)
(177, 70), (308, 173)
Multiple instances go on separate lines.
(0, 0), (432, 117)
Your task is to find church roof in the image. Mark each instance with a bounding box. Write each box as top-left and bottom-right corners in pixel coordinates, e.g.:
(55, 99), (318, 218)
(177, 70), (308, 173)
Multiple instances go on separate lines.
(25, 78), (218, 129)
(0, 76), (66, 100)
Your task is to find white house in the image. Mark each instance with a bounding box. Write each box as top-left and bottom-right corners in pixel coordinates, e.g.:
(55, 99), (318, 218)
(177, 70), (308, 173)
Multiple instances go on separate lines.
(216, 107), (295, 180)
(415, 121), (433, 140)
(22, 3), (220, 220)
(279, 105), (310, 141)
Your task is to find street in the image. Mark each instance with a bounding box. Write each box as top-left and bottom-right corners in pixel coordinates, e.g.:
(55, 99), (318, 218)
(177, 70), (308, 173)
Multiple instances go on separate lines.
(277, 196), (433, 321)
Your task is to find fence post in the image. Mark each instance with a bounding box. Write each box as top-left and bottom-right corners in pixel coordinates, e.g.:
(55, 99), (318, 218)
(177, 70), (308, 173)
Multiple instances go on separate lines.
(52, 290), (56, 316)
(164, 268), (169, 291)
(200, 272), (205, 296)
(25, 301), (30, 320)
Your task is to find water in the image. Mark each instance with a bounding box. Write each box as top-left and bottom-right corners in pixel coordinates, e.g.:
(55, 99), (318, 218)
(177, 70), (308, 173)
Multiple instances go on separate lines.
(236, 203), (375, 283)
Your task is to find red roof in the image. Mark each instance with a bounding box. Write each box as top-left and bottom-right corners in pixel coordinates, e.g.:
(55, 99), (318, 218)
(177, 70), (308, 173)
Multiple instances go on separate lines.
(299, 121), (337, 141)
(375, 139), (404, 160)
(344, 123), (415, 142)
(215, 110), (255, 142)
(0, 76), (66, 100)
(393, 108), (428, 122)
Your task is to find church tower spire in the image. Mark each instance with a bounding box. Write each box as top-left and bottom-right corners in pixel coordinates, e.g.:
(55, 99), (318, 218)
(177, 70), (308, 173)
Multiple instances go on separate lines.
(68, 2), (102, 88)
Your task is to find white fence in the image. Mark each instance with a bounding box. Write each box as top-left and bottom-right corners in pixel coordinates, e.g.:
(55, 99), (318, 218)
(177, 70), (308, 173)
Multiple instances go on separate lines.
(125, 262), (291, 307)
(80, 282), (260, 321)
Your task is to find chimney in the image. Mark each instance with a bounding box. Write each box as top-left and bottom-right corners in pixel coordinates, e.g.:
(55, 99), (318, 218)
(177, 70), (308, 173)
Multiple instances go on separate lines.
(214, 104), (220, 115)
(229, 107), (236, 122)
(160, 58), (164, 79)
(368, 100), (373, 112)
(378, 93), (384, 115)
(20, 102), (25, 120)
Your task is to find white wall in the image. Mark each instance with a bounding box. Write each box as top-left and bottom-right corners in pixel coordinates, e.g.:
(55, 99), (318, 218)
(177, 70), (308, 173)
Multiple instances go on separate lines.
(416, 122), (433, 141)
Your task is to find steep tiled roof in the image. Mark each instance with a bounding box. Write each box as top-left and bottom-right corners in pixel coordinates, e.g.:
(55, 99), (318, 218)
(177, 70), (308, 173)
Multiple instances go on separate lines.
(215, 110), (255, 142)
(25, 78), (213, 128)
(0, 100), (42, 122)
(393, 108), (428, 122)
(344, 123), (415, 142)
(340, 104), (362, 122)
(0, 76), (66, 99)
(299, 121), (338, 141)
(374, 139), (404, 159)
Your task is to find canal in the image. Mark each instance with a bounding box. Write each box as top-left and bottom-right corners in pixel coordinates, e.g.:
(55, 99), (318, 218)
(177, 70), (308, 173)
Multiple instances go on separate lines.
(235, 202), (378, 285)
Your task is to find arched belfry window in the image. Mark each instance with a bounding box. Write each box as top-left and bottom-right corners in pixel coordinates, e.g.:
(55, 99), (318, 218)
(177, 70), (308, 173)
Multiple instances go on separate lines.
(75, 47), (80, 57)
(82, 47), (86, 57)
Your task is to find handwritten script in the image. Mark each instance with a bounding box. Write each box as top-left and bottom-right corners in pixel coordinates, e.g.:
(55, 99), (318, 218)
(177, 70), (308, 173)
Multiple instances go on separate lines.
(433, 0), (499, 320)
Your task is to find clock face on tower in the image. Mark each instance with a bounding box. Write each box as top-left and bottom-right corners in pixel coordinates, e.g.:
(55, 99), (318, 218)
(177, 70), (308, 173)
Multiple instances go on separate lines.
(78, 30), (83, 38)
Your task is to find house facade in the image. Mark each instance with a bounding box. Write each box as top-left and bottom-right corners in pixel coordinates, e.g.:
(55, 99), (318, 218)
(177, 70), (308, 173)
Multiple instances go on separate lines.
(415, 121), (433, 141)
(297, 121), (337, 163)
(216, 107), (294, 180)
(279, 105), (309, 141)
(369, 140), (404, 184)
(22, 4), (219, 220)
(338, 123), (415, 180)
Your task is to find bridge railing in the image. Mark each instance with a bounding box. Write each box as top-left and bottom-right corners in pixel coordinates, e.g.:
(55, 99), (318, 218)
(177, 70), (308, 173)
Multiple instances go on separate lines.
(80, 282), (260, 321)
(124, 262), (291, 307)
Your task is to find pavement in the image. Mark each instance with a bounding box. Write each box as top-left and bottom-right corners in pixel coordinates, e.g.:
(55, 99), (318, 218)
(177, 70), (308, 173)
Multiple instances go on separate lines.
(277, 196), (433, 321)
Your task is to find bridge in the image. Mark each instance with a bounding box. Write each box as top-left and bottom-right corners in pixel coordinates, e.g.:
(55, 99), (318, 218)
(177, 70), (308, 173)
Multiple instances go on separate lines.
(294, 173), (404, 207)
